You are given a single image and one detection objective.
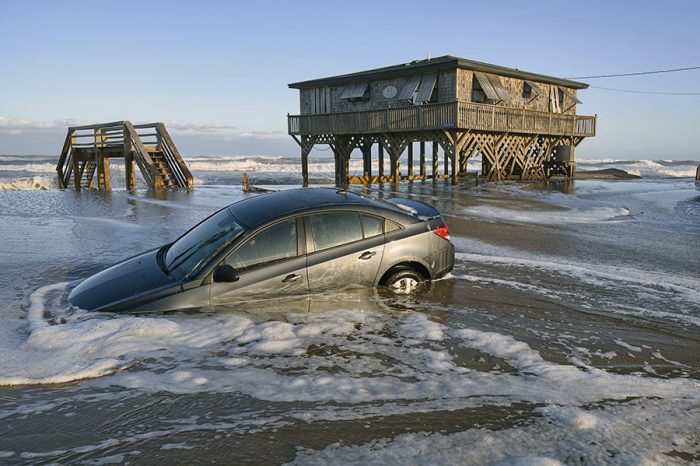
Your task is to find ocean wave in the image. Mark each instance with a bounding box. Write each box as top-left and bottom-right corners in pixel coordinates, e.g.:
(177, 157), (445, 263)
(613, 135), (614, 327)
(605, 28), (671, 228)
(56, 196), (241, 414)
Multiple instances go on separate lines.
(185, 155), (286, 162)
(0, 175), (58, 190)
(577, 159), (698, 178)
(0, 162), (57, 173)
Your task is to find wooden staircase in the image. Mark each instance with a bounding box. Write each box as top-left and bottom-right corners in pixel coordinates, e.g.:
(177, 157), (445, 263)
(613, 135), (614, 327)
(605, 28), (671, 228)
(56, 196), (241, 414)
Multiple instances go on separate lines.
(56, 121), (193, 191)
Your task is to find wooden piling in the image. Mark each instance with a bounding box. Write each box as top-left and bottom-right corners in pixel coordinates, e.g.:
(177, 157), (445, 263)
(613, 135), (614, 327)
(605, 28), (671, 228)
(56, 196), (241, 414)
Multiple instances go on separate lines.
(378, 144), (384, 179)
(419, 141), (426, 177)
(431, 142), (438, 180)
(97, 154), (111, 190)
(362, 143), (372, 179)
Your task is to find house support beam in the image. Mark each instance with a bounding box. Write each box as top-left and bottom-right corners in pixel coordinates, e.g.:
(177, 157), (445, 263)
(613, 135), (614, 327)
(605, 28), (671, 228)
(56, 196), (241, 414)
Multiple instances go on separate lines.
(296, 130), (585, 187)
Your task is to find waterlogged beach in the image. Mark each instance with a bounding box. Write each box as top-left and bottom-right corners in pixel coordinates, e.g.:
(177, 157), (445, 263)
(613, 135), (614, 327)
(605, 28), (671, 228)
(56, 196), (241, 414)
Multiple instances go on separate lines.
(0, 155), (699, 464)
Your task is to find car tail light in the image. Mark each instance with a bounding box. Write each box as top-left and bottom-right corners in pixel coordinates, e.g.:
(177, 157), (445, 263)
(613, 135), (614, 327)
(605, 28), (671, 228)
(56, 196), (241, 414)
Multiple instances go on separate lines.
(433, 223), (450, 241)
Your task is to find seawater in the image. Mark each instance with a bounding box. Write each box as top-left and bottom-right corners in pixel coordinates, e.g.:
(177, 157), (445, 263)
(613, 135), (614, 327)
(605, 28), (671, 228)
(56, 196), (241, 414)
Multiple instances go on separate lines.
(0, 155), (698, 464)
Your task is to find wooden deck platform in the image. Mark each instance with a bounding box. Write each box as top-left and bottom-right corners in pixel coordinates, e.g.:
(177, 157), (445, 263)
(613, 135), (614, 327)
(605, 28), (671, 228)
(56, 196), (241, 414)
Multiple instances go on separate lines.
(288, 101), (596, 137)
(56, 121), (193, 190)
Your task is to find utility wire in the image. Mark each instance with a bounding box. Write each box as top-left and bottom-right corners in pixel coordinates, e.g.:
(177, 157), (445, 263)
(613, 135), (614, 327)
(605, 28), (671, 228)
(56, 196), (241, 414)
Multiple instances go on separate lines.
(589, 85), (700, 96)
(569, 66), (700, 79)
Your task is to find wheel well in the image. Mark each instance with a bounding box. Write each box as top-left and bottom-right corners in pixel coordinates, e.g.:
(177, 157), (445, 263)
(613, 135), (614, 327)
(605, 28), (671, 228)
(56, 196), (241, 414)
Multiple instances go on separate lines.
(379, 261), (430, 285)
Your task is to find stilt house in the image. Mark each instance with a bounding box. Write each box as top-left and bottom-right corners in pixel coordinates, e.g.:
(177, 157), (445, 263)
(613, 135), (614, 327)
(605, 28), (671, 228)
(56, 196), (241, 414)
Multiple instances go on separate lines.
(287, 55), (596, 185)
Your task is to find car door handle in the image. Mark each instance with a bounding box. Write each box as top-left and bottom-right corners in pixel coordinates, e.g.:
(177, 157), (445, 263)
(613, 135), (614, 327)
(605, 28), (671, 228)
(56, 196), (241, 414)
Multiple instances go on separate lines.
(359, 251), (376, 260)
(282, 273), (302, 283)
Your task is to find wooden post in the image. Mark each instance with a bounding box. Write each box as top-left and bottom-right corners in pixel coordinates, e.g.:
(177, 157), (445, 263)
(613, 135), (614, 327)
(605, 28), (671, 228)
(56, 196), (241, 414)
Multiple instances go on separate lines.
(97, 154), (111, 190)
(72, 153), (81, 191)
(362, 143), (372, 180)
(333, 137), (350, 187)
(70, 130), (80, 191)
(291, 134), (312, 187)
(333, 147), (341, 186)
(451, 145), (458, 185)
(419, 141), (426, 177)
(432, 141), (439, 180)
(443, 144), (449, 176)
(407, 143), (413, 177)
(696, 163), (700, 182)
(392, 152), (400, 184)
(92, 128), (106, 189)
(124, 124), (136, 190)
(378, 144), (384, 180)
(301, 143), (311, 187)
(344, 150), (350, 185)
(125, 153), (136, 190)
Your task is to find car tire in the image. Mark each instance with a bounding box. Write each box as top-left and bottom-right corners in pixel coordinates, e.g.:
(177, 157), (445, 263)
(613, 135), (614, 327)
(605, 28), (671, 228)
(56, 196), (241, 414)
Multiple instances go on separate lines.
(383, 268), (426, 294)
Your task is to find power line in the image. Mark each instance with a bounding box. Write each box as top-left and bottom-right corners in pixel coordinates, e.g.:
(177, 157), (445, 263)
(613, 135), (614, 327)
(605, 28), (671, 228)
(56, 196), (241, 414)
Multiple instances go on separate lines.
(589, 85), (700, 96)
(569, 65), (700, 79)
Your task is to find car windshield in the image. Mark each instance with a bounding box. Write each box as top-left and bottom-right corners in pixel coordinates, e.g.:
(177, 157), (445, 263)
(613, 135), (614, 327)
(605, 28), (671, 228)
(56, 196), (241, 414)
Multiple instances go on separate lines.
(165, 208), (245, 275)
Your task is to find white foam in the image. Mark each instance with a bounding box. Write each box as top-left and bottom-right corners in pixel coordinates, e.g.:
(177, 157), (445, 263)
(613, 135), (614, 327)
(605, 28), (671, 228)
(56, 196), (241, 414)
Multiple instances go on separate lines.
(290, 398), (700, 465)
(0, 162), (57, 173)
(452, 236), (700, 325)
(6, 285), (700, 463)
(613, 339), (642, 353)
(462, 205), (630, 224)
(578, 159), (698, 178)
(0, 175), (58, 190)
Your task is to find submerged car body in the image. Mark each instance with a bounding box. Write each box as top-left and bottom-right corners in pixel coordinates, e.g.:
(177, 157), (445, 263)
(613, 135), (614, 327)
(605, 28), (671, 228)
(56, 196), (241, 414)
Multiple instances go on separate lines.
(69, 188), (454, 313)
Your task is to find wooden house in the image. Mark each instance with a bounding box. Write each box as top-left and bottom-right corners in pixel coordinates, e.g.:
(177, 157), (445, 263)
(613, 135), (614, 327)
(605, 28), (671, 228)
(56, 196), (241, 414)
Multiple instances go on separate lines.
(287, 55), (596, 185)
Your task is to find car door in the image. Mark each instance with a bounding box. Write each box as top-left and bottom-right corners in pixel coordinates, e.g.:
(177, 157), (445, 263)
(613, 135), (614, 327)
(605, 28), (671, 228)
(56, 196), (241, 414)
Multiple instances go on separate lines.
(305, 211), (385, 293)
(209, 217), (308, 305)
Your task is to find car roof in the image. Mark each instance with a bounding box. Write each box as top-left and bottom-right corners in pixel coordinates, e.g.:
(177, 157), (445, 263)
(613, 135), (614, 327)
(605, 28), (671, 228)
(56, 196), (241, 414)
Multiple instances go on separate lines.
(228, 188), (405, 228)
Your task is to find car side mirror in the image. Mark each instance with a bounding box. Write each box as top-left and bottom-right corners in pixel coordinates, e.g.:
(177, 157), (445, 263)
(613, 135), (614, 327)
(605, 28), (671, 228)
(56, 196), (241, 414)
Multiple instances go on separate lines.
(213, 264), (239, 282)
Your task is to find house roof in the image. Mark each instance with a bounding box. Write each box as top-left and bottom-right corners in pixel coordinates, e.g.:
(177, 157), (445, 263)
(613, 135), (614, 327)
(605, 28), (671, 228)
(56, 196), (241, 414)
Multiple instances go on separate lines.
(288, 55), (588, 90)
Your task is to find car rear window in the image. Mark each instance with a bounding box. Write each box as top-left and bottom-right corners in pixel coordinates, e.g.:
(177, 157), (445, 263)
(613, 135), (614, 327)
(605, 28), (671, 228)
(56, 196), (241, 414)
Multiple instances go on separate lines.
(309, 212), (363, 251)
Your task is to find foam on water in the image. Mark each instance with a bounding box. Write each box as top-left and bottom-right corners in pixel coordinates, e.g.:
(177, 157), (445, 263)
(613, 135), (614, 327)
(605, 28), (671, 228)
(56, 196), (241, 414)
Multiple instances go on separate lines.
(0, 276), (698, 462)
(452, 236), (700, 326)
(6, 286), (698, 404)
(289, 398), (700, 465)
(577, 159), (698, 178)
(462, 204), (630, 224)
(0, 175), (58, 190)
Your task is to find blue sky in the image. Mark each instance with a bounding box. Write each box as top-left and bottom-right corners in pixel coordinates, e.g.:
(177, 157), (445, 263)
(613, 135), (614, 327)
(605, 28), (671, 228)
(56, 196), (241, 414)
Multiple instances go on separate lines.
(1, 0), (699, 160)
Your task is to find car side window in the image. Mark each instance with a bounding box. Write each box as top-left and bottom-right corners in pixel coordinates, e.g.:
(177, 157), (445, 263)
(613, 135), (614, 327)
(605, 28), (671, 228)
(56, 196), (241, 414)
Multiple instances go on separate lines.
(309, 212), (363, 251)
(225, 219), (297, 272)
(361, 215), (383, 238)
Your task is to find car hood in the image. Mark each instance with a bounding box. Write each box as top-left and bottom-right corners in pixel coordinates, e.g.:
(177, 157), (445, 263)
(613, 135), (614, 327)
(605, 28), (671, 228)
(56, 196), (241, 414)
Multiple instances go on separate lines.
(69, 248), (180, 312)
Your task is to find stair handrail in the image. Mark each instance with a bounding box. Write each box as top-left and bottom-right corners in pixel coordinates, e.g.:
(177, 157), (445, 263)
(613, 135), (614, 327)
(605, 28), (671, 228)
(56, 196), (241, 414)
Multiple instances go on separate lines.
(156, 123), (194, 188)
(56, 130), (74, 188)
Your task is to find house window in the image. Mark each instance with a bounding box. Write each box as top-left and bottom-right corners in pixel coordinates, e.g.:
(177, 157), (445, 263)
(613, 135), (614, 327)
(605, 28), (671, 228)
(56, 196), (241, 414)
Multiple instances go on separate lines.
(340, 82), (370, 102)
(558, 88), (565, 108)
(523, 82), (532, 99)
(472, 78), (487, 103)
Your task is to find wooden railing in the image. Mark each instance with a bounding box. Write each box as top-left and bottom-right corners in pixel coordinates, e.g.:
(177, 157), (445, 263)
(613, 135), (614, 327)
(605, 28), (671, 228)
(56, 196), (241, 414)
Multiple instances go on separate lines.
(288, 101), (596, 137)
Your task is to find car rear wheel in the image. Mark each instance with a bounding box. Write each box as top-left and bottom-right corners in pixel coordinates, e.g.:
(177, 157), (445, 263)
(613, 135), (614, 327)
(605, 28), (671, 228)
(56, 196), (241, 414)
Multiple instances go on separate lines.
(383, 268), (426, 294)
